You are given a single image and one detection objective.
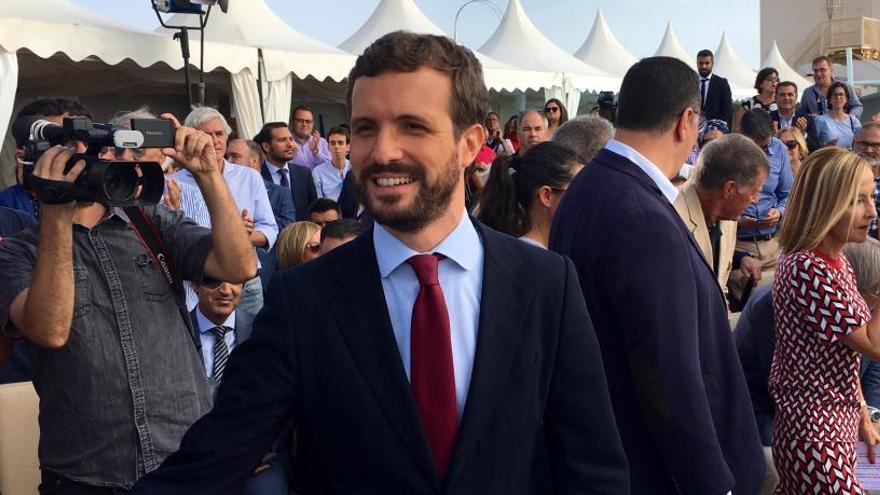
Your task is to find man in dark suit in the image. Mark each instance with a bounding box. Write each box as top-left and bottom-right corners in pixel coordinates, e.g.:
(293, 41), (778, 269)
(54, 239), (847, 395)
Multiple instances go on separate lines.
(189, 279), (253, 384)
(133, 31), (627, 495)
(254, 122), (318, 221)
(226, 138), (296, 229)
(697, 49), (733, 125)
(551, 57), (764, 495)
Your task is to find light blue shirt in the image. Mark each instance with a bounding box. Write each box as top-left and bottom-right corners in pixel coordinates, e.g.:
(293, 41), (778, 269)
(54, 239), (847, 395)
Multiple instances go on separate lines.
(196, 308), (236, 380)
(604, 139), (679, 204)
(815, 114), (862, 149)
(375, 213), (483, 420)
(173, 160), (278, 248)
(313, 160), (351, 201)
(738, 137), (793, 238)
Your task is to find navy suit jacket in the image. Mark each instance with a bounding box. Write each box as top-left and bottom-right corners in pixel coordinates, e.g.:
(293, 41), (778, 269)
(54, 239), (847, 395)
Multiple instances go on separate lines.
(134, 221), (629, 494)
(550, 149), (764, 495)
(263, 179), (296, 231)
(260, 162), (317, 221)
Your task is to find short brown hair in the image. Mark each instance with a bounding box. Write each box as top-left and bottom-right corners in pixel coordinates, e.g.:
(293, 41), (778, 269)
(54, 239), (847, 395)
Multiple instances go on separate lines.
(812, 55), (831, 67)
(346, 31), (488, 136)
(326, 125), (350, 144)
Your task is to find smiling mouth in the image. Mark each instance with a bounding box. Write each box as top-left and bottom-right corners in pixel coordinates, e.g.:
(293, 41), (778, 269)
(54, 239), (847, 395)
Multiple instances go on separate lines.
(374, 177), (415, 187)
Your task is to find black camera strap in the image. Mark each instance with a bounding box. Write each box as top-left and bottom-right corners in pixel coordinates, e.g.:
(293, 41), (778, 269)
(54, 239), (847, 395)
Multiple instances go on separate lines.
(124, 206), (181, 293)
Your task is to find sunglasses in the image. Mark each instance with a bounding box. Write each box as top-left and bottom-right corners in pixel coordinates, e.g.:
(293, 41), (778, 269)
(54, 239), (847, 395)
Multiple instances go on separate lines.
(784, 140), (799, 150)
(306, 242), (321, 254)
(545, 107), (560, 113)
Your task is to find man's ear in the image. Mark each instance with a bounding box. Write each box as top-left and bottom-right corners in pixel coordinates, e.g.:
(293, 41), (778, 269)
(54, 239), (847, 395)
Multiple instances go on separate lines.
(537, 186), (554, 208)
(459, 123), (486, 169)
(675, 107), (699, 144)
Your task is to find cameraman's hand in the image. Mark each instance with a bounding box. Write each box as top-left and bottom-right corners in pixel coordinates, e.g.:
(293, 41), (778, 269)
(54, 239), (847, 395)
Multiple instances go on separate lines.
(33, 145), (86, 212)
(164, 178), (181, 210)
(160, 114), (220, 178)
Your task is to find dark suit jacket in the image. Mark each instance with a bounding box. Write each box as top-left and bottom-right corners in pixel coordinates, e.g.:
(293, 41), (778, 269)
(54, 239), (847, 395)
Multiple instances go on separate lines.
(770, 109), (821, 152)
(337, 169), (359, 219)
(133, 221), (628, 494)
(263, 179), (296, 230)
(260, 162), (317, 222)
(550, 149), (764, 495)
(702, 74), (733, 124)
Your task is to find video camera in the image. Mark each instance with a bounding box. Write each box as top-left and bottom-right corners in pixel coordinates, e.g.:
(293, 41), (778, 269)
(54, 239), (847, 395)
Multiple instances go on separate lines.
(594, 91), (618, 125)
(12, 116), (172, 207)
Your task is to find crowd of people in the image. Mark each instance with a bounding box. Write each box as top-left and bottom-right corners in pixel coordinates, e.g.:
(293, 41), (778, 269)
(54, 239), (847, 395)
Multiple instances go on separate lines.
(1, 28), (880, 495)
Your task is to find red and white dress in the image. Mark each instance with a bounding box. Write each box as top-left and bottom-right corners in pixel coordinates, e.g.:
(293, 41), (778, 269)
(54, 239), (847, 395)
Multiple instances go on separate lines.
(770, 249), (871, 494)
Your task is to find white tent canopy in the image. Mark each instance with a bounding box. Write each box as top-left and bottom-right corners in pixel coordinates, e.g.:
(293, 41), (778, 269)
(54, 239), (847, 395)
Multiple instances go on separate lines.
(158, 0), (356, 140)
(159, 0), (353, 83)
(0, 0), (256, 73)
(573, 9), (638, 79)
(338, 0), (559, 92)
(762, 41), (812, 91)
(479, 0), (619, 97)
(0, 0), (258, 166)
(713, 32), (757, 100)
(653, 22), (693, 68)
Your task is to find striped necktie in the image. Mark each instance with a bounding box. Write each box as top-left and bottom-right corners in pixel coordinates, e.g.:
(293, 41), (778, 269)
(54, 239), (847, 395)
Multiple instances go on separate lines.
(210, 326), (231, 382)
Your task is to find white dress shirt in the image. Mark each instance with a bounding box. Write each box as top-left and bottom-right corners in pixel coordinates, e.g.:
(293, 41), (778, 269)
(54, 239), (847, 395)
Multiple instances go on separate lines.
(374, 212), (484, 420)
(605, 139), (679, 204)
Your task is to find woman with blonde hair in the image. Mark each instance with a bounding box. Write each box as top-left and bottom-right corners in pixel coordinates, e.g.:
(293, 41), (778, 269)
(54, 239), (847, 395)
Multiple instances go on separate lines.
(770, 147), (880, 494)
(275, 221), (322, 270)
(776, 126), (808, 177)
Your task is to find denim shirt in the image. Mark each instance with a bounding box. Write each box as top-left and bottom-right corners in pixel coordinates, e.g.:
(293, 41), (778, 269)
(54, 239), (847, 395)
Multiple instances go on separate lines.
(0, 205), (214, 489)
(738, 137), (793, 238)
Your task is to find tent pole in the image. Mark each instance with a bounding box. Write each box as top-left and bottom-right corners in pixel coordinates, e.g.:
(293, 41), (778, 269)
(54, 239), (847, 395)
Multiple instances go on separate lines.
(174, 27), (194, 109)
(257, 49), (266, 123)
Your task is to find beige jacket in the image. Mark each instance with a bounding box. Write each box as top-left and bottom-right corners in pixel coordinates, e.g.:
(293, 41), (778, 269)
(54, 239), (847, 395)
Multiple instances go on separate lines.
(674, 182), (737, 294)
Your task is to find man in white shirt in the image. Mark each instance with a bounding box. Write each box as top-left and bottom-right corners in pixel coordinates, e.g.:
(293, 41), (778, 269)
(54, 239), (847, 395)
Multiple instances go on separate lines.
(313, 126), (352, 201)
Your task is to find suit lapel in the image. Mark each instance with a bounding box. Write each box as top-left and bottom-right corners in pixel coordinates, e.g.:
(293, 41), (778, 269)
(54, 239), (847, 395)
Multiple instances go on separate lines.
(327, 231), (438, 486)
(189, 308), (203, 357)
(446, 225), (534, 487)
(682, 184), (714, 270)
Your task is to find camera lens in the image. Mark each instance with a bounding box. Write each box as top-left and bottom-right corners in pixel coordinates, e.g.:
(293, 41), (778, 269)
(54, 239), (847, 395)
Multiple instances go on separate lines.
(102, 164), (139, 203)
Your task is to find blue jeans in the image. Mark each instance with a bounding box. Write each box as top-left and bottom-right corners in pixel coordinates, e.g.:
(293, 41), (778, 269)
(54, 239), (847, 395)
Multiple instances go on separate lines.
(238, 276), (264, 322)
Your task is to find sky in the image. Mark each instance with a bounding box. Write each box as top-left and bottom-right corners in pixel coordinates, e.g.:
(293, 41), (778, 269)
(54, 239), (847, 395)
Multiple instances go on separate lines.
(72, 0), (762, 66)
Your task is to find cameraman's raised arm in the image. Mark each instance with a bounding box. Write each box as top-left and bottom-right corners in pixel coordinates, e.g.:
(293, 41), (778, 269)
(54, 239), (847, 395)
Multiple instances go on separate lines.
(8, 146), (85, 348)
(162, 125), (256, 283)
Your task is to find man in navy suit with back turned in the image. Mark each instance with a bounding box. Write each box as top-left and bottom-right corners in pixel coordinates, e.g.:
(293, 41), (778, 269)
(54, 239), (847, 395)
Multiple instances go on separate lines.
(551, 57), (764, 495)
(133, 31), (628, 495)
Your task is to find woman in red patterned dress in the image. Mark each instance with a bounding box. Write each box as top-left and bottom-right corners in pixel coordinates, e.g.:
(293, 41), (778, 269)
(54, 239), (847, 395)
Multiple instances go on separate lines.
(771, 147), (880, 494)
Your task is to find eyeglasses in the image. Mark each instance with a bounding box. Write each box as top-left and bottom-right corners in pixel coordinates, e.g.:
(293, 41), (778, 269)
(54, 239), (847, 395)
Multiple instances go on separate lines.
(784, 140), (799, 150)
(549, 186), (568, 194)
(545, 107), (560, 113)
(856, 141), (880, 150)
(305, 242), (321, 254)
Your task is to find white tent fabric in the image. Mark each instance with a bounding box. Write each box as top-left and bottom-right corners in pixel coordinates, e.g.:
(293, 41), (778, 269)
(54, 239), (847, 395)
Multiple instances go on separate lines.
(263, 75), (293, 124)
(653, 22), (693, 68)
(573, 9), (638, 79)
(230, 68), (263, 141)
(479, 0), (619, 92)
(762, 41), (812, 90)
(159, 0), (353, 83)
(713, 33), (757, 100)
(0, 48), (17, 156)
(0, 0), (256, 73)
(338, 0), (559, 92)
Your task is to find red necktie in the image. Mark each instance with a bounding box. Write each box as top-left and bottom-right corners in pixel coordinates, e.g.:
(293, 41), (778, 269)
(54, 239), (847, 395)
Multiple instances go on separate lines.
(407, 254), (457, 478)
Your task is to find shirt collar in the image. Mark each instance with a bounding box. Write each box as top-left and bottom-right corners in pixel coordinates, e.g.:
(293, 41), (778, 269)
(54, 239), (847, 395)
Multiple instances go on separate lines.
(196, 307), (236, 334)
(263, 160), (289, 173)
(604, 139), (679, 204)
(700, 73), (713, 81)
(373, 211), (481, 278)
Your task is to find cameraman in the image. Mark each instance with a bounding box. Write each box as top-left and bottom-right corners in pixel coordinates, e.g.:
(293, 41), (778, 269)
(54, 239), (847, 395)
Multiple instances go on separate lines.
(0, 124), (256, 493)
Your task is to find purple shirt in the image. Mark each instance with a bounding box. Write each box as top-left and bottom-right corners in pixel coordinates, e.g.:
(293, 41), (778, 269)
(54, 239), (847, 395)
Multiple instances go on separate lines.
(291, 134), (331, 170)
